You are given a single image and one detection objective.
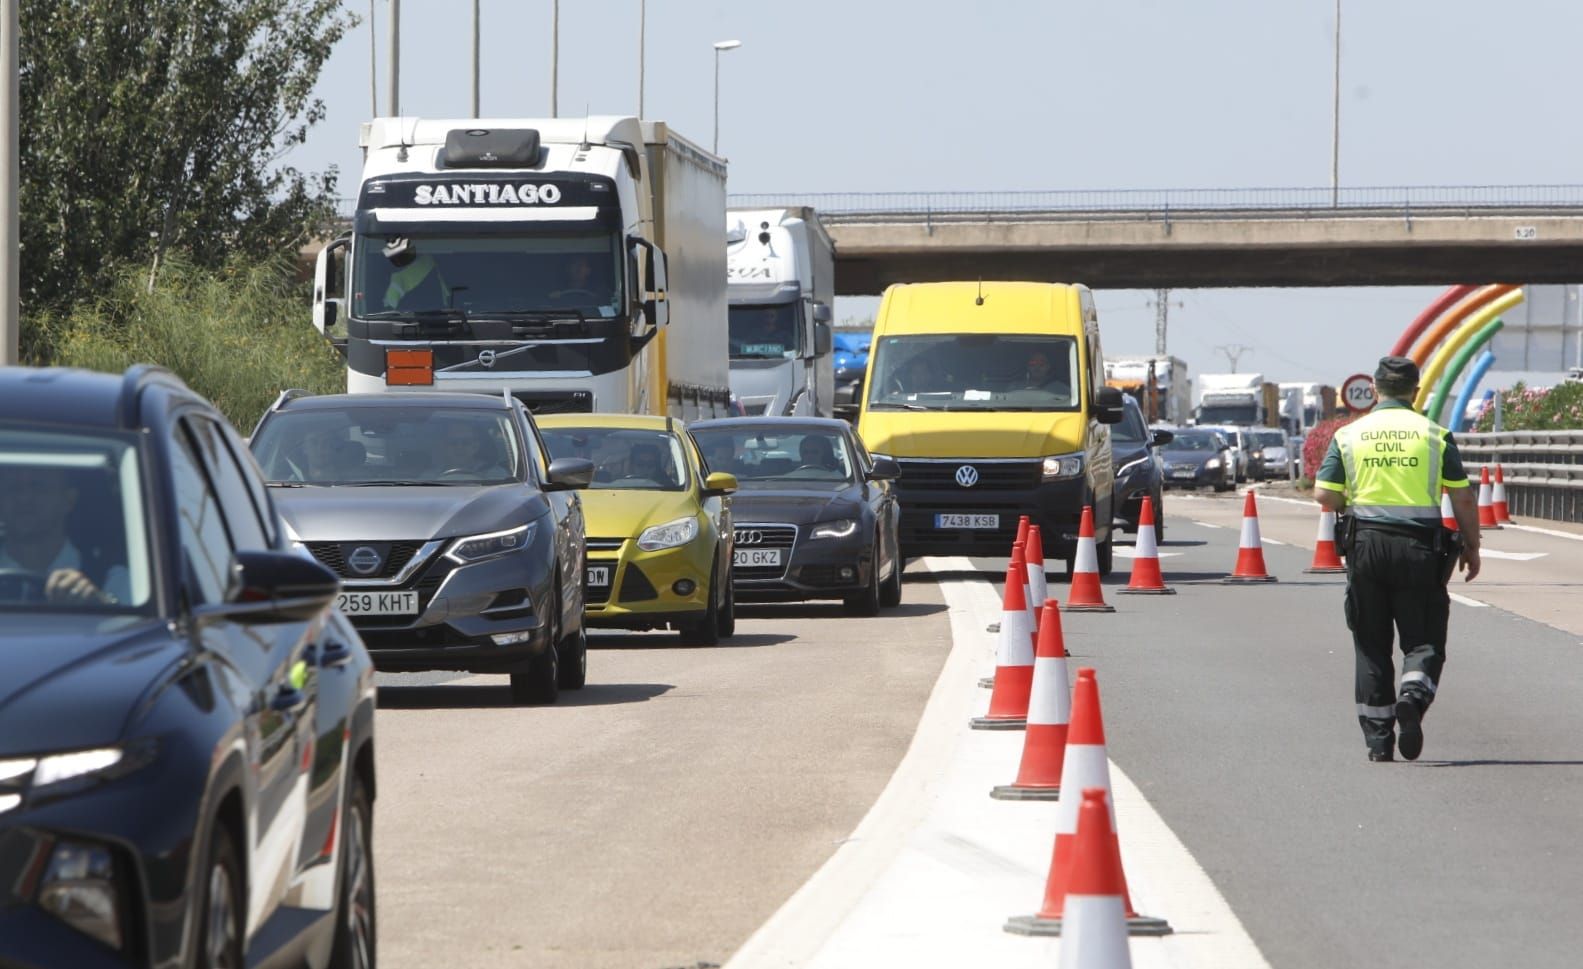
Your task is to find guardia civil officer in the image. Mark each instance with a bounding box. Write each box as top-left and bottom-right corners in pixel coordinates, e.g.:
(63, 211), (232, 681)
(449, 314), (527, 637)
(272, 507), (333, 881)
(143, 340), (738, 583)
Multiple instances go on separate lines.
(1313, 356), (1481, 762)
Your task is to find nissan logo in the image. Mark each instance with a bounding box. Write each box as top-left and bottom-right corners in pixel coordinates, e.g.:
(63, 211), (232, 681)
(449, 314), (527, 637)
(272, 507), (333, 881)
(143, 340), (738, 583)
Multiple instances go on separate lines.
(478, 350), (497, 368)
(347, 546), (382, 575)
(735, 529), (764, 545)
(954, 465), (980, 488)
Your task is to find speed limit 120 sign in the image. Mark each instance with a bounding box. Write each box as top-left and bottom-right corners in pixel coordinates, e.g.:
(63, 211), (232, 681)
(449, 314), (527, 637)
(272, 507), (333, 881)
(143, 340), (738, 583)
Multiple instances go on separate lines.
(1341, 373), (1376, 413)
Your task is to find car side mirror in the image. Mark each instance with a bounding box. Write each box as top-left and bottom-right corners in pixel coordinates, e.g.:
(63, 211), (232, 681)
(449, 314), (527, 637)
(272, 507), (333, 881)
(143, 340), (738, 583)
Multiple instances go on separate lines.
(544, 457), (595, 491)
(1093, 386), (1126, 425)
(702, 471), (738, 496)
(867, 456), (901, 481)
(199, 550), (340, 625)
(1151, 429), (1175, 447)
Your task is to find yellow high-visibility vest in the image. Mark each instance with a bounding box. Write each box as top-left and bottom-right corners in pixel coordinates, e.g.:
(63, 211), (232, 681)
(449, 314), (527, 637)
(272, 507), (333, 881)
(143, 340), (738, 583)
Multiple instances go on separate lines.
(1328, 404), (1461, 523)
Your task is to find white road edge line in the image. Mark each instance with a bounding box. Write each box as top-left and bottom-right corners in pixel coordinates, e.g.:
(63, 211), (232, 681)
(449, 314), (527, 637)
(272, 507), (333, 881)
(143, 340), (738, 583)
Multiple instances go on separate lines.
(1449, 592), (1489, 608)
(1501, 522), (1583, 543)
(1192, 521), (1225, 529)
(723, 556), (1271, 969)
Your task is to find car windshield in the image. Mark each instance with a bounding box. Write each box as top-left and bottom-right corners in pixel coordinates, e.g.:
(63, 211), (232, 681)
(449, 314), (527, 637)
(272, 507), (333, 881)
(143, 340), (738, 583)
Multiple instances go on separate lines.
(1169, 433), (1220, 452)
(866, 334), (1081, 411)
(0, 425), (154, 612)
(692, 427), (857, 490)
(729, 303), (799, 359)
(1255, 431), (1286, 448)
(250, 407), (522, 486)
(539, 427), (690, 492)
(351, 230), (624, 319)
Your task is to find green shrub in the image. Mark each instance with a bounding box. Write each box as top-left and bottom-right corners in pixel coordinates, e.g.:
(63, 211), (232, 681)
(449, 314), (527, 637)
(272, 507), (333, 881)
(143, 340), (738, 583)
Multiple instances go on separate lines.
(1471, 381), (1583, 432)
(26, 257), (344, 432)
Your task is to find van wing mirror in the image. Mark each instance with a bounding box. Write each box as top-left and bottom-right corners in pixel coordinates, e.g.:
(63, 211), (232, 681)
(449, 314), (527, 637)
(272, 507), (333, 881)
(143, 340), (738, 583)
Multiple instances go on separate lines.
(1094, 386), (1126, 425)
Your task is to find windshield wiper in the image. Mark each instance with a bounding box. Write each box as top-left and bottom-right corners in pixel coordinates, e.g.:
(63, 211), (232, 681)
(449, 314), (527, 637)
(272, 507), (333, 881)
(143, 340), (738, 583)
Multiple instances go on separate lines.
(340, 480), (438, 487)
(361, 309), (468, 322)
(868, 401), (930, 411)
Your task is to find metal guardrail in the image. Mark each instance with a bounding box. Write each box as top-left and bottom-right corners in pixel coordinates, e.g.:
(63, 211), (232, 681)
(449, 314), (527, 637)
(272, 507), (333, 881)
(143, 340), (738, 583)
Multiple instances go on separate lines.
(1456, 431), (1583, 522)
(729, 185), (1583, 218)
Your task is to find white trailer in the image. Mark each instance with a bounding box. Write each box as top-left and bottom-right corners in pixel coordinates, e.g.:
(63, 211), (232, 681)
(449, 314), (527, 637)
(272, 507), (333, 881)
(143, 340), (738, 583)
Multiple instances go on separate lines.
(1104, 355), (1190, 425)
(725, 207), (836, 416)
(312, 116), (730, 418)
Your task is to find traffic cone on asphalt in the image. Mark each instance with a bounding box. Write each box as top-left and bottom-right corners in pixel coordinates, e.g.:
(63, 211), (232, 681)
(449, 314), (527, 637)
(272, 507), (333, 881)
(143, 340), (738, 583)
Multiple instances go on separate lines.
(1014, 541), (1040, 638)
(1058, 789), (1136, 969)
(1004, 669), (1172, 937)
(971, 561), (1035, 730)
(1118, 497), (1173, 595)
(1493, 465), (1513, 523)
(1478, 466), (1502, 530)
(1303, 510), (1347, 574)
(986, 519), (1033, 638)
(1064, 506), (1116, 612)
(992, 601), (1071, 801)
(1441, 488), (1459, 531)
(1223, 491), (1277, 583)
(1026, 525), (1049, 629)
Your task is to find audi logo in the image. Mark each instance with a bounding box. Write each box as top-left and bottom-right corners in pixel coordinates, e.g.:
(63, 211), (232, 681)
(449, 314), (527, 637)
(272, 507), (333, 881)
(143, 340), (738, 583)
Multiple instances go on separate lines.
(478, 349), (497, 368)
(735, 529), (765, 545)
(347, 546), (383, 575)
(954, 465), (980, 488)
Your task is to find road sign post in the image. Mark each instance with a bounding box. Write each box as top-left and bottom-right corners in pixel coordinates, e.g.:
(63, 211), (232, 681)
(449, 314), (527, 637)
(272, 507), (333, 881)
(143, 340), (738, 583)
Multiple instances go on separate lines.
(1341, 373), (1376, 414)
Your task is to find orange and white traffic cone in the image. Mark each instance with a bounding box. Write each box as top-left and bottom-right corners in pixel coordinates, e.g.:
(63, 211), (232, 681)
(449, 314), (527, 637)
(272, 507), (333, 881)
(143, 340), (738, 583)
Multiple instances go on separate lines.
(1064, 506), (1116, 613)
(1493, 465), (1513, 524)
(1004, 668), (1171, 937)
(1478, 466), (1502, 530)
(1223, 491), (1277, 583)
(1014, 541), (1039, 638)
(986, 519), (1034, 639)
(992, 601), (1071, 801)
(1118, 496), (1173, 595)
(1058, 789), (1136, 969)
(1441, 487), (1458, 531)
(1026, 525), (1049, 629)
(1303, 509), (1347, 574)
(972, 560), (1035, 730)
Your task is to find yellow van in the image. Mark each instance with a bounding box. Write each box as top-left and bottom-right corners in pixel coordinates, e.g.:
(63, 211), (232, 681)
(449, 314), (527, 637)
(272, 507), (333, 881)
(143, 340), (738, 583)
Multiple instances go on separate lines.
(855, 282), (1126, 572)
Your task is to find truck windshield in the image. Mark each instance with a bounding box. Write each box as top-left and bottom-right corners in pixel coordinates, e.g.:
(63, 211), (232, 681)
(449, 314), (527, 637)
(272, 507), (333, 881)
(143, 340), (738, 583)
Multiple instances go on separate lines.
(866, 334), (1081, 411)
(351, 231), (623, 320)
(729, 303), (799, 359)
(1198, 403), (1258, 424)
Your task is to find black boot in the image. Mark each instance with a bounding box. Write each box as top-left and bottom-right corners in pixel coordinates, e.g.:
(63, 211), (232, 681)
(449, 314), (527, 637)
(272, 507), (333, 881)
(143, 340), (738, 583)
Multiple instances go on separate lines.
(1395, 695), (1424, 761)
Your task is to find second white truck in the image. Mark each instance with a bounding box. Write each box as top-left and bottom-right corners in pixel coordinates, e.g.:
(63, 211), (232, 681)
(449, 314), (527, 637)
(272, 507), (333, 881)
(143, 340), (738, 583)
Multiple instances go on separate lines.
(725, 207), (835, 417)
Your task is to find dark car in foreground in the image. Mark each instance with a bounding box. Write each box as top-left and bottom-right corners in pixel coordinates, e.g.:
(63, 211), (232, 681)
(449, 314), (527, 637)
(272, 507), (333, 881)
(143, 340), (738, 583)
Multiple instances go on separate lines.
(0, 366), (376, 969)
(1111, 396), (1173, 541)
(1160, 428), (1235, 491)
(690, 417), (903, 614)
(250, 392), (593, 705)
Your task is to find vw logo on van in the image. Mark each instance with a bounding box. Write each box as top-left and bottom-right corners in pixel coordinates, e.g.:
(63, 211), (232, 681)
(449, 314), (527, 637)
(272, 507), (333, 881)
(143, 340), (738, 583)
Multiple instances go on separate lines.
(954, 465), (980, 488)
(734, 529), (764, 546)
(347, 546), (383, 575)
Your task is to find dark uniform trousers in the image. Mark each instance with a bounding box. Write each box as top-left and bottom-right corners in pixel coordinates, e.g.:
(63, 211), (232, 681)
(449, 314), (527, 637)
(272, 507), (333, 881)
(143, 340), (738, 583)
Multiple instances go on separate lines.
(1343, 526), (1449, 751)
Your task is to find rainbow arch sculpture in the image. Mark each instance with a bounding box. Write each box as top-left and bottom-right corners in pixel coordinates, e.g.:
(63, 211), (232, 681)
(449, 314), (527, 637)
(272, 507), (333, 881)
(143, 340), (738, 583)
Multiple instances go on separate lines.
(1392, 284), (1525, 426)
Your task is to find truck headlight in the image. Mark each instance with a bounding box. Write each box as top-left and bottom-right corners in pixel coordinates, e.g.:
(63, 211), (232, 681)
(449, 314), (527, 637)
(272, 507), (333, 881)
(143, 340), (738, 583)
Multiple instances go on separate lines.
(445, 523), (536, 564)
(638, 516), (699, 551)
(811, 518), (858, 540)
(1041, 454), (1084, 482)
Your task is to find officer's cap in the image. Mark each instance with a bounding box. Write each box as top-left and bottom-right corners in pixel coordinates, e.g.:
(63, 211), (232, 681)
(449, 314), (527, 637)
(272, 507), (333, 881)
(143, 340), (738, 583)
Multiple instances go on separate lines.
(1374, 355), (1420, 389)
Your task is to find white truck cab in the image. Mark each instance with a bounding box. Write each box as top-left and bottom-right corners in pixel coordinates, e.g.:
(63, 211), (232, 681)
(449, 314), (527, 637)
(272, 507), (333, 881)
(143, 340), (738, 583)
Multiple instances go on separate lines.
(725, 208), (835, 417)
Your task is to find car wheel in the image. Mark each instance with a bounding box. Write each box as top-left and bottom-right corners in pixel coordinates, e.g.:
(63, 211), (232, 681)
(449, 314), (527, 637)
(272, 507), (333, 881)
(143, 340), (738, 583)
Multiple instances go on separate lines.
(879, 530), (903, 609)
(1097, 528), (1114, 577)
(556, 623), (587, 690)
(510, 645), (559, 705)
(198, 823), (244, 969)
(718, 562), (737, 638)
(844, 544), (881, 616)
(681, 561), (723, 645)
(329, 772), (376, 969)
(1153, 492), (1166, 544)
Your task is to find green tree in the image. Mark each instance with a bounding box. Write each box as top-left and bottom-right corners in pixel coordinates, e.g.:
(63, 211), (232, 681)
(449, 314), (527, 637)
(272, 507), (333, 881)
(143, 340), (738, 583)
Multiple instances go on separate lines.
(20, 0), (353, 352)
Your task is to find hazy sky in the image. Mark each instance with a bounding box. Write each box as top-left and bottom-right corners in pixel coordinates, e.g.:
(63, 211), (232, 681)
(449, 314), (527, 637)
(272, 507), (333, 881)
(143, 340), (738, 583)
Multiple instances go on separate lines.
(291, 0), (1583, 387)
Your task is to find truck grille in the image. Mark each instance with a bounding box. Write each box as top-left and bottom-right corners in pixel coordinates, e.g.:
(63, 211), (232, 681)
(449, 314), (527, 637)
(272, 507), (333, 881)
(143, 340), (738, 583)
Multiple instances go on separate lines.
(733, 523), (797, 581)
(510, 390), (594, 414)
(896, 459), (1042, 491)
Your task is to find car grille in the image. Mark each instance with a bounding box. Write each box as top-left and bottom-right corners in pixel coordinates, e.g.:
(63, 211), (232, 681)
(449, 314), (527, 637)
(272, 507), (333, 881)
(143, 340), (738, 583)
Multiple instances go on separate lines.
(734, 523), (797, 581)
(306, 541), (428, 580)
(1169, 463), (1200, 475)
(896, 459), (1041, 491)
(586, 537), (626, 552)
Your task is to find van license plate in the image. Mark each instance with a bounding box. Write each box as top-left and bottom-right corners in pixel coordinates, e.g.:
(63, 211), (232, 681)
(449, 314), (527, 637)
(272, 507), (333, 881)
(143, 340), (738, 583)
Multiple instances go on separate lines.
(734, 549), (783, 568)
(937, 514), (1000, 529)
(586, 566), (611, 588)
(336, 591), (418, 615)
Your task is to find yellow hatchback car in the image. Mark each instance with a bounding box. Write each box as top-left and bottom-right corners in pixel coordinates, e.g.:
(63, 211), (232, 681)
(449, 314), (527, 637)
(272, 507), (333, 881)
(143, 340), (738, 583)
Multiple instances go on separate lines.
(537, 415), (738, 643)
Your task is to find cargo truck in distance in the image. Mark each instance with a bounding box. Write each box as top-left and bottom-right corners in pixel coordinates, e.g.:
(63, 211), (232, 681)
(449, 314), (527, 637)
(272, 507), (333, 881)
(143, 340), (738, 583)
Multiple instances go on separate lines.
(725, 208), (836, 417)
(312, 117), (732, 418)
(1279, 382), (1336, 433)
(1105, 355), (1190, 425)
(1195, 372), (1281, 429)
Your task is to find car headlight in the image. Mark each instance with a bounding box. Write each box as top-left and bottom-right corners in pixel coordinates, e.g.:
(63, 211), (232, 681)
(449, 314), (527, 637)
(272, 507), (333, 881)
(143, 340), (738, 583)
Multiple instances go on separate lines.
(1041, 453), (1084, 482)
(1205, 458), (1222, 469)
(445, 522), (536, 564)
(811, 518), (858, 540)
(0, 743), (155, 817)
(1252, 450), (1264, 460)
(638, 516), (700, 551)
(1117, 456), (1150, 478)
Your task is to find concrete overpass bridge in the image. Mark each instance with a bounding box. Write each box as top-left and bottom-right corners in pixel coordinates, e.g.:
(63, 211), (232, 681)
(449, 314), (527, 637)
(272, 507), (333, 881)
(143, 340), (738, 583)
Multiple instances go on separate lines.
(727, 186), (1583, 295)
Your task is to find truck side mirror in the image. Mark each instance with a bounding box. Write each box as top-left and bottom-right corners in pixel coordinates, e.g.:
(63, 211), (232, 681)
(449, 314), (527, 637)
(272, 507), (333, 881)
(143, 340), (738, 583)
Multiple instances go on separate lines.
(629, 237), (669, 330)
(312, 238), (349, 353)
(814, 321), (833, 356)
(1094, 386), (1126, 425)
(812, 301), (833, 324)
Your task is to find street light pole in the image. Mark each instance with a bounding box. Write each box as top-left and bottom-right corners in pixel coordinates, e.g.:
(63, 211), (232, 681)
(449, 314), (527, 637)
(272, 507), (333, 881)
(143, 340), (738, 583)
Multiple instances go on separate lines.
(387, 0), (400, 116)
(1330, 0), (1341, 208)
(471, 0), (480, 117)
(638, 0), (645, 117)
(712, 40), (741, 155)
(368, 0), (378, 116)
(1, 0), (18, 365)
(550, 0), (559, 117)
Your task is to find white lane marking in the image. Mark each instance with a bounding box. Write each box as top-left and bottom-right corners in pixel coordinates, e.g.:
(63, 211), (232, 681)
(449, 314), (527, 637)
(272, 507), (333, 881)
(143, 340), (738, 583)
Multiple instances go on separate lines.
(1192, 520), (1225, 529)
(1114, 548), (1186, 559)
(1480, 550), (1548, 561)
(1249, 493), (1322, 509)
(1449, 592), (1489, 608)
(1263, 538), (1287, 546)
(1501, 522), (1583, 542)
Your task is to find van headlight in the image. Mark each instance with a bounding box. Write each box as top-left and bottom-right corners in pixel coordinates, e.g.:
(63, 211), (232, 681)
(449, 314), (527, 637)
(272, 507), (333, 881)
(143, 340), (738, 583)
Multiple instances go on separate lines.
(638, 516), (699, 551)
(445, 523), (536, 564)
(811, 518), (858, 540)
(1041, 454), (1084, 482)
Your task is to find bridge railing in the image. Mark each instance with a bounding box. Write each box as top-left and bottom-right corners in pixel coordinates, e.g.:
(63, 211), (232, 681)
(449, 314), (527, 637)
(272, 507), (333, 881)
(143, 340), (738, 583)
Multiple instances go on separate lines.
(728, 185), (1583, 218)
(1456, 430), (1583, 523)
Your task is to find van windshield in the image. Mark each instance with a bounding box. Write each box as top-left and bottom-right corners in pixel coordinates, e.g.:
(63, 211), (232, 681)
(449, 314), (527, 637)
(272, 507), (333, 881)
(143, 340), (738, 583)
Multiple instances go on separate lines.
(866, 334), (1081, 411)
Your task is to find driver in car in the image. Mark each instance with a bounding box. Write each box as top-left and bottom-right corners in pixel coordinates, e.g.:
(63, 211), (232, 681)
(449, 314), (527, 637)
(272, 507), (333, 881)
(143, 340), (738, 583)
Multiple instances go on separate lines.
(624, 443), (674, 486)
(438, 423), (508, 478)
(0, 465), (130, 605)
(797, 435), (840, 472)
